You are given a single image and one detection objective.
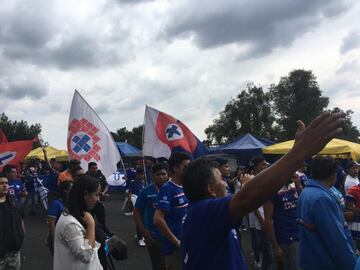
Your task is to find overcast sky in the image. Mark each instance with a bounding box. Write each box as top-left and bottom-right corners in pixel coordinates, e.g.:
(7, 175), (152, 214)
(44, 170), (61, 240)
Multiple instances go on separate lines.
(1, 0), (359, 149)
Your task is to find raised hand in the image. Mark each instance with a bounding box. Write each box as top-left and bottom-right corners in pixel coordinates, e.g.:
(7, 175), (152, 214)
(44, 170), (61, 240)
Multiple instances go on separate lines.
(291, 112), (342, 160)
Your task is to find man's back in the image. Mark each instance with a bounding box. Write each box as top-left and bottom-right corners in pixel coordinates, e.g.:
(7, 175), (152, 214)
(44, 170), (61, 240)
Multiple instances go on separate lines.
(298, 179), (356, 270)
(181, 196), (246, 270)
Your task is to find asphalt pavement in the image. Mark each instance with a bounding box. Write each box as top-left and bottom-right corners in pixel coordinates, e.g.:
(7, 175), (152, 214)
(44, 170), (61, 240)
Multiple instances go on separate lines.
(21, 192), (256, 270)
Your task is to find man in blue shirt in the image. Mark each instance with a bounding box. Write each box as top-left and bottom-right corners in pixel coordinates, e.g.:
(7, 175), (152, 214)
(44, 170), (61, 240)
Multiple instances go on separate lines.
(134, 163), (168, 270)
(129, 167), (147, 246)
(263, 174), (301, 270)
(298, 156), (357, 270)
(3, 165), (27, 208)
(180, 112), (344, 270)
(154, 152), (191, 270)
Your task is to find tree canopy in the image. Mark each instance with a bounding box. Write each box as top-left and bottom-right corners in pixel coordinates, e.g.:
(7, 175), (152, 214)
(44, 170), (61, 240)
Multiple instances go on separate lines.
(205, 84), (278, 144)
(206, 69), (359, 145)
(111, 125), (143, 149)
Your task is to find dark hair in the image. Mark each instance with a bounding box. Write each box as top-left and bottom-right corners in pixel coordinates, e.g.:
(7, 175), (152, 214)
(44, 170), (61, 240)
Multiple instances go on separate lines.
(152, 163), (168, 174)
(67, 175), (100, 226)
(69, 159), (81, 169)
(183, 157), (218, 202)
(310, 156), (338, 181)
(56, 181), (73, 201)
(136, 167), (145, 174)
(345, 161), (358, 171)
(168, 152), (192, 172)
(70, 165), (83, 176)
(88, 162), (97, 170)
(250, 156), (266, 168)
(3, 164), (16, 175)
(215, 157), (228, 167)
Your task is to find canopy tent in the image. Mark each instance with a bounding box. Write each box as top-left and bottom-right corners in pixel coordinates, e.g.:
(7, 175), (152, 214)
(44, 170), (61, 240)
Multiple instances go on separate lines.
(25, 146), (69, 162)
(116, 142), (141, 157)
(263, 138), (360, 161)
(210, 133), (273, 159)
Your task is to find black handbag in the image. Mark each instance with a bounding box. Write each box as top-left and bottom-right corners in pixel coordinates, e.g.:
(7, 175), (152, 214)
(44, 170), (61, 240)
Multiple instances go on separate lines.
(108, 235), (128, 261)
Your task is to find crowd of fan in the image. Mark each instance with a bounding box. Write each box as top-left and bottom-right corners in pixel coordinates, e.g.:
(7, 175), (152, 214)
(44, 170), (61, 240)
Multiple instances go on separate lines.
(2, 112), (360, 270)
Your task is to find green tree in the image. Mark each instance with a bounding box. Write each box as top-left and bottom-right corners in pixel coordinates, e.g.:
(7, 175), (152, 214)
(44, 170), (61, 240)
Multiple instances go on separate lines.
(0, 113), (42, 143)
(330, 107), (360, 143)
(270, 69), (329, 140)
(111, 125), (143, 149)
(205, 84), (277, 145)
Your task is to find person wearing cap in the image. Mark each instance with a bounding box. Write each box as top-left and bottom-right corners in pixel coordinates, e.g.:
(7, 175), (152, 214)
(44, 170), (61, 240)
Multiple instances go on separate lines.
(129, 167), (147, 247)
(346, 180), (360, 252)
(248, 156), (273, 270)
(344, 161), (360, 195)
(58, 159), (81, 183)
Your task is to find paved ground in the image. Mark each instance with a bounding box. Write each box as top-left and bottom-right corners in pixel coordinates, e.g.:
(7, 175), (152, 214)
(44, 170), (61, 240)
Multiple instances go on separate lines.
(21, 192), (256, 270)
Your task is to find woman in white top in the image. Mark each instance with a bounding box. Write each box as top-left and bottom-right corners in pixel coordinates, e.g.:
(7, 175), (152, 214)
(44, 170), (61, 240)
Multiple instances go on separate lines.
(53, 175), (103, 270)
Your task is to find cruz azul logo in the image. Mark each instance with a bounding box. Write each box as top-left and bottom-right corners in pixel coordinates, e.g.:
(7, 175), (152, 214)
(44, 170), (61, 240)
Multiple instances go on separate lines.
(156, 112), (197, 153)
(68, 118), (101, 162)
(0, 151), (16, 168)
(165, 123), (184, 141)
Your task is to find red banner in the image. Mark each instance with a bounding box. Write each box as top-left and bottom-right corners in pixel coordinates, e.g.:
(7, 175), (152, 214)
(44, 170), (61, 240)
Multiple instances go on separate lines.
(0, 140), (33, 171)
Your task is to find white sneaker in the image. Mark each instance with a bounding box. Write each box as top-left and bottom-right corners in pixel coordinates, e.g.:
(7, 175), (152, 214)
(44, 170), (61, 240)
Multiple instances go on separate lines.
(138, 238), (146, 247)
(124, 212), (133, 216)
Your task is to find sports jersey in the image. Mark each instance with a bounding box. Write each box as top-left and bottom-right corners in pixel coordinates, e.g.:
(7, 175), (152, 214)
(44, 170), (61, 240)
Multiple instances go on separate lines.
(181, 196), (247, 270)
(156, 180), (188, 255)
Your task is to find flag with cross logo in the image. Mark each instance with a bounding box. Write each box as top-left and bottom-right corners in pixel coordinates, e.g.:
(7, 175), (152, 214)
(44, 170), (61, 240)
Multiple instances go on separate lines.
(0, 140), (33, 172)
(143, 105), (208, 159)
(67, 90), (121, 178)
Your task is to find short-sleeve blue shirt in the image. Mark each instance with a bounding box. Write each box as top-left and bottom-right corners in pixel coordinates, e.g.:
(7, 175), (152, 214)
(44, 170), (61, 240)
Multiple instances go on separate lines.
(181, 195), (247, 270)
(129, 179), (146, 196)
(135, 184), (162, 239)
(271, 184), (299, 245)
(156, 180), (188, 255)
(47, 199), (65, 222)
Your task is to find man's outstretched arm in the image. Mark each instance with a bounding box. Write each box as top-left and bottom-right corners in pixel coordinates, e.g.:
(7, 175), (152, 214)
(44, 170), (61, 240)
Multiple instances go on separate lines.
(230, 112), (342, 222)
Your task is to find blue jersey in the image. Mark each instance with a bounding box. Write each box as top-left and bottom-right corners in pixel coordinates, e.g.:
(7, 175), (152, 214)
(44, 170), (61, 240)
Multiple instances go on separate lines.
(47, 199), (64, 222)
(8, 179), (25, 202)
(129, 179), (146, 196)
(271, 183), (299, 245)
(181, 196), (247, 270)
(135, 184), (162, 239)
(157, 180), (188, 255)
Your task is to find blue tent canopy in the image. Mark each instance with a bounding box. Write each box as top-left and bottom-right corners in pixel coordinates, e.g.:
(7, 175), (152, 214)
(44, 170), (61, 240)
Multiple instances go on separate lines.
(210, 133), (273, 159)
(116, 142), (141, 157)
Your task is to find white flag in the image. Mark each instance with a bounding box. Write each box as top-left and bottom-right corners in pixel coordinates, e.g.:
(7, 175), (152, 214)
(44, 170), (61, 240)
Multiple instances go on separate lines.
(143, 105), (208, 159)
(67, 90), (121, 178)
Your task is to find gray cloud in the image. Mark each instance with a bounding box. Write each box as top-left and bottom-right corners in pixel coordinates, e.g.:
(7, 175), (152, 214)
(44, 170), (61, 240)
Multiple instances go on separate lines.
(340, 30), (360, 54)
(336, 59), (360, 74)
(165, 0), (351, 58)
(0, 0), (130, 70)
(117, 0), (154, 4)
(0, 78), (48, 100)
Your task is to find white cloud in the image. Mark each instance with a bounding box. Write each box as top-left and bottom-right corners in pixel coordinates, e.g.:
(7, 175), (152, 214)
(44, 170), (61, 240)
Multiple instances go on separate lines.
(0, 0), (359, 149)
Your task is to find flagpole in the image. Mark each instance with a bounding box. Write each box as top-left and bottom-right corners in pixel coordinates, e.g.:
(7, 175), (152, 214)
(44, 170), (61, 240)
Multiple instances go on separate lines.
(142, 106), (148, 184)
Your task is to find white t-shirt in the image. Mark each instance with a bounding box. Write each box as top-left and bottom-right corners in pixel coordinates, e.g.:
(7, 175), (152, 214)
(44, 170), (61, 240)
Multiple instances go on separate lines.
(54, 212), (103, 270)
(249, 206), (264, 230)
(345, 175), (360, 195)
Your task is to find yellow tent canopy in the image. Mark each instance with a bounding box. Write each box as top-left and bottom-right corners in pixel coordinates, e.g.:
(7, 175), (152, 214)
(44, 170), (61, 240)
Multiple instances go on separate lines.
(263, 138), (360, 161)
(25, 146), (69, 162)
